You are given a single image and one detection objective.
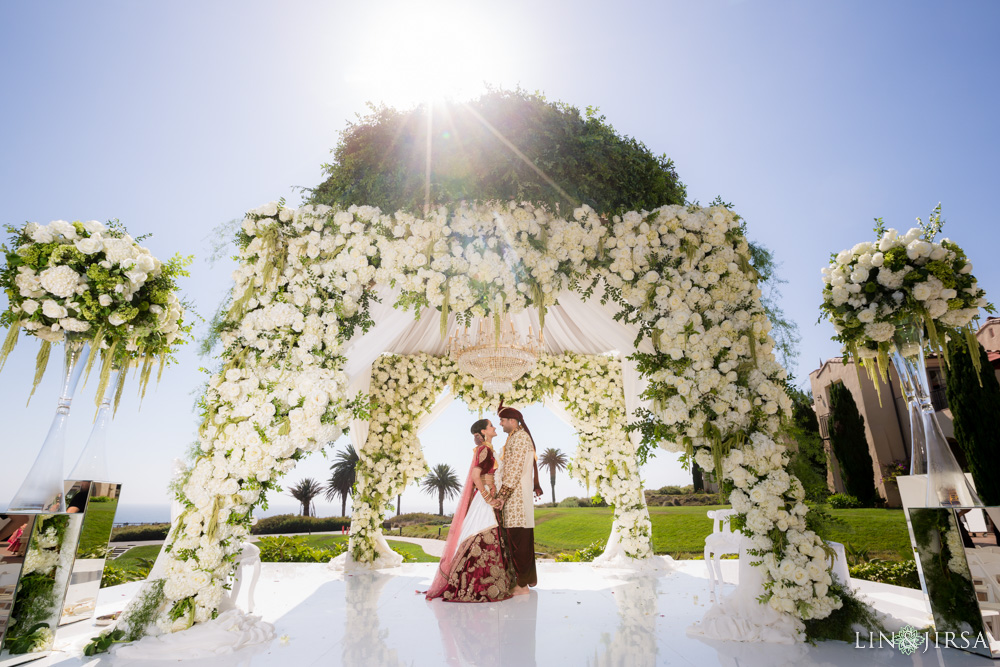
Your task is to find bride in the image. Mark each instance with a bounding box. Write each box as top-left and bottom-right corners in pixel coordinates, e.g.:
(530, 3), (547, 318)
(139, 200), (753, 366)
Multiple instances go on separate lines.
(425, 418), (514, 602)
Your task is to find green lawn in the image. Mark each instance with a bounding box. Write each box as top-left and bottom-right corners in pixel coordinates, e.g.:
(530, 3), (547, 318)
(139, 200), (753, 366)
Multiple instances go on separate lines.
(110, 536), (438, 565)
(105, 507), (914, 565)
(113, 544), (161, 569)
(292, 535), (438, 563)
(77, 499), (118, 555)
(530, 506), (913, 560)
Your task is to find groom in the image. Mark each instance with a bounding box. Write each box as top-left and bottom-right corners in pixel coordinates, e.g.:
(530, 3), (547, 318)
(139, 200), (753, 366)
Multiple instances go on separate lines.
(496, 406), (544, 595)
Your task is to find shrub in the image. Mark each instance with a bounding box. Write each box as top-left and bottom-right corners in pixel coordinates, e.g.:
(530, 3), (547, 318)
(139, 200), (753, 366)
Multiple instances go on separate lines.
(110, 524), (170, 542)
(256, 536), (346, 562)
(557, 497), (592, 508)
(827, 382), (880, 506)
(828, 493), (862, 509)
(657, 485), (693, 495)
(386, 513), (451, 527)
(89, 496), (114, 503)
(309, 88), (686, 218)
(849, 559), (920, 589)
(251, 514), (350, 535)
(555, 541), (605, 562)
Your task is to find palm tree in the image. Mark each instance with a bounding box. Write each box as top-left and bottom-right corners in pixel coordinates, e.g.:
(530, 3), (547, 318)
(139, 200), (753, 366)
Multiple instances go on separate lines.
(325, 444), (359, 516)
(539, 448), (568, 504)
(421, 464), (463, 516)
(288, 478), (323, 517)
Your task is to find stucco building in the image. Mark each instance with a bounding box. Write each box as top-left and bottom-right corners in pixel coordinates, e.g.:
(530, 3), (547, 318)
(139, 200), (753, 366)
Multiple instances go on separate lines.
(809, 317), (1000, 507)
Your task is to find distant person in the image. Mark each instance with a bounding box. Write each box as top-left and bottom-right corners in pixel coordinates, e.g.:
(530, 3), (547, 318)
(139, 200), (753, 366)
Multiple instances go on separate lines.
(425, 419), (513, 602)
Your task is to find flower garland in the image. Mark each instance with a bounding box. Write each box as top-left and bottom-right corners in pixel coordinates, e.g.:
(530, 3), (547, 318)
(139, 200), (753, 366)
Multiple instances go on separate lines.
(819, 206), (991, 382)
(0, 219), (192, 404)
(350, 352), (652, 563)
(140, 199), (833, 640)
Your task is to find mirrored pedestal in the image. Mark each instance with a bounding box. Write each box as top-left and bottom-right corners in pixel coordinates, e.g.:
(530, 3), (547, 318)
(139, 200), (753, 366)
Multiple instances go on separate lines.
(908, 506), (1000, 659)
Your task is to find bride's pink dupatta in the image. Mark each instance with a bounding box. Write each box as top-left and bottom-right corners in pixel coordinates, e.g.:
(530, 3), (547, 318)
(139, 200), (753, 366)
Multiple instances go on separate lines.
(425, 434), (485, 599)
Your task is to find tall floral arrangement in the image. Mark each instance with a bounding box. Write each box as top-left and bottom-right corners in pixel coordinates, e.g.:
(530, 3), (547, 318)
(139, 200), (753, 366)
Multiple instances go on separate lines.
(0, 219), (192, 403)
(819, 206), (991, 382)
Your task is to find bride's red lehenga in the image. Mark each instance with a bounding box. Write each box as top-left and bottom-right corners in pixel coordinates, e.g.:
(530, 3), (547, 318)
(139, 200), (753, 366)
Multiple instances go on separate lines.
(426, 437), (514, 602)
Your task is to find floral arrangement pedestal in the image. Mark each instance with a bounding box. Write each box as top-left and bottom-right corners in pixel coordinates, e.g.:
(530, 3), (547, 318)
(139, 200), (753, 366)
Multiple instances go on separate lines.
(0, 503), (83, 664)
(907, 507), (1000, 659)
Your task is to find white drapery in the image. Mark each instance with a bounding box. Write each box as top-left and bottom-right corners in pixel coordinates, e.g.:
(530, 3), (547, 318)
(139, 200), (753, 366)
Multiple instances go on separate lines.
(337, 283), (665, 567)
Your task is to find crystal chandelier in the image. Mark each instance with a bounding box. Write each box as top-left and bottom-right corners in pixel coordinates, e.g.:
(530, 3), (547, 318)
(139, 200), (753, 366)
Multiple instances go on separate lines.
(449, 316), (543, 394)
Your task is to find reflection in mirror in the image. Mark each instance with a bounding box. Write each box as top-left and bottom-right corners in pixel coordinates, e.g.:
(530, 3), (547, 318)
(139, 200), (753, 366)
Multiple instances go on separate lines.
(960, 506), (1000, 658)
(0, 512), (80, 660)
(909, 507), (1000, 658)
(0, 516), (37, 648)
(60, 482), (121, 626)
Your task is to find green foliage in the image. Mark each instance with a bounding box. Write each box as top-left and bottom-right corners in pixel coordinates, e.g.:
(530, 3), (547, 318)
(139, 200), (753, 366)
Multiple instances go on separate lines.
(803, 503), (847, 539)
(86, 580), (166, 655)
(843, 542), (872, 566)
(827, 383), (880, 506)
(555, 541), (606, 562)
(325, 443), (359, 517)
(256, 535), (346, 562)
(827, 493), (862, 509)
(89, 495), (114, 503)
(287, 478), (324, 517)
(658, 485), (694, 495)
(803, 580), (888, 642)
(110, 524), (170, 542)
(945, 338), (1000, 505)
(308, 88), (686, 217)
(250, 513), (351, 535)
(385, 512), (451, 527)
(2, 573), (56, 652)
(849, 559), (920, 589)
(556, 497), (592, 508)
(101, 563), (150, 588)
(421, 463), (463, 516)
(784, 388), (829, 502)
(539, 447), (568, 505)
(910, 508), (984, 632)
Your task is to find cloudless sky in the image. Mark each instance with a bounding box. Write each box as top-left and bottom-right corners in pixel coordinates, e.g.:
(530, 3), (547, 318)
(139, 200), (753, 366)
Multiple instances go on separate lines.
(2, 1), (998, 519)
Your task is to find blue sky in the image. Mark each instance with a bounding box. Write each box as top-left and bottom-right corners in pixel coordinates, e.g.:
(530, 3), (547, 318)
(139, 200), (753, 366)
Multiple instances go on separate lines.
(2, 1), (998, 518)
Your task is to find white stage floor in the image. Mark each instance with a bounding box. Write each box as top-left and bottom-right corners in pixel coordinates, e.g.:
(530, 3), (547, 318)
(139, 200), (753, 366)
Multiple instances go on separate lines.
(35, 560), (1000, 666)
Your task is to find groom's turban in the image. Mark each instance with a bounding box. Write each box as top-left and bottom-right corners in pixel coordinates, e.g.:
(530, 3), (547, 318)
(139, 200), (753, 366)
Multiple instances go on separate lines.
(498, 407), (525, 424)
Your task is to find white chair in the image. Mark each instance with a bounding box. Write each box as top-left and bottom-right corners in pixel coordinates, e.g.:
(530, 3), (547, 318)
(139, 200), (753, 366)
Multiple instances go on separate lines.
(705, 509), (743, 603)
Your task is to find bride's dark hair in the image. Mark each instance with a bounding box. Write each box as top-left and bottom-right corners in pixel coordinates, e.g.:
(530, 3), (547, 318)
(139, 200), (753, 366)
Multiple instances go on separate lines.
(470, 418), (490, 436)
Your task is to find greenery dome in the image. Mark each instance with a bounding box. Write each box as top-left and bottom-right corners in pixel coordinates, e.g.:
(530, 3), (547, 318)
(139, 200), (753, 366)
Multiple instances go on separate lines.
(308, 88), (686, 216)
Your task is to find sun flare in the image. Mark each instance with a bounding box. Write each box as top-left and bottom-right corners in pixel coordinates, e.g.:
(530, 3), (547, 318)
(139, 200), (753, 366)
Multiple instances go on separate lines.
(345, 2), (508, 107)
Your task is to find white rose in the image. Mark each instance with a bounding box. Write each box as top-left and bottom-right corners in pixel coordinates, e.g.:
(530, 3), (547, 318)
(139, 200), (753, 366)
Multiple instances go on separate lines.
(41, 300), (68, 319)
(108, 312), (126, 326)
(75, 236), (103, 254)
(49, 220), (78, 239)
(22, 299), (39, 314)
(28, 224), (55, 243)
(98, 294), (113, 307)
(81, 220), (106, 234)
